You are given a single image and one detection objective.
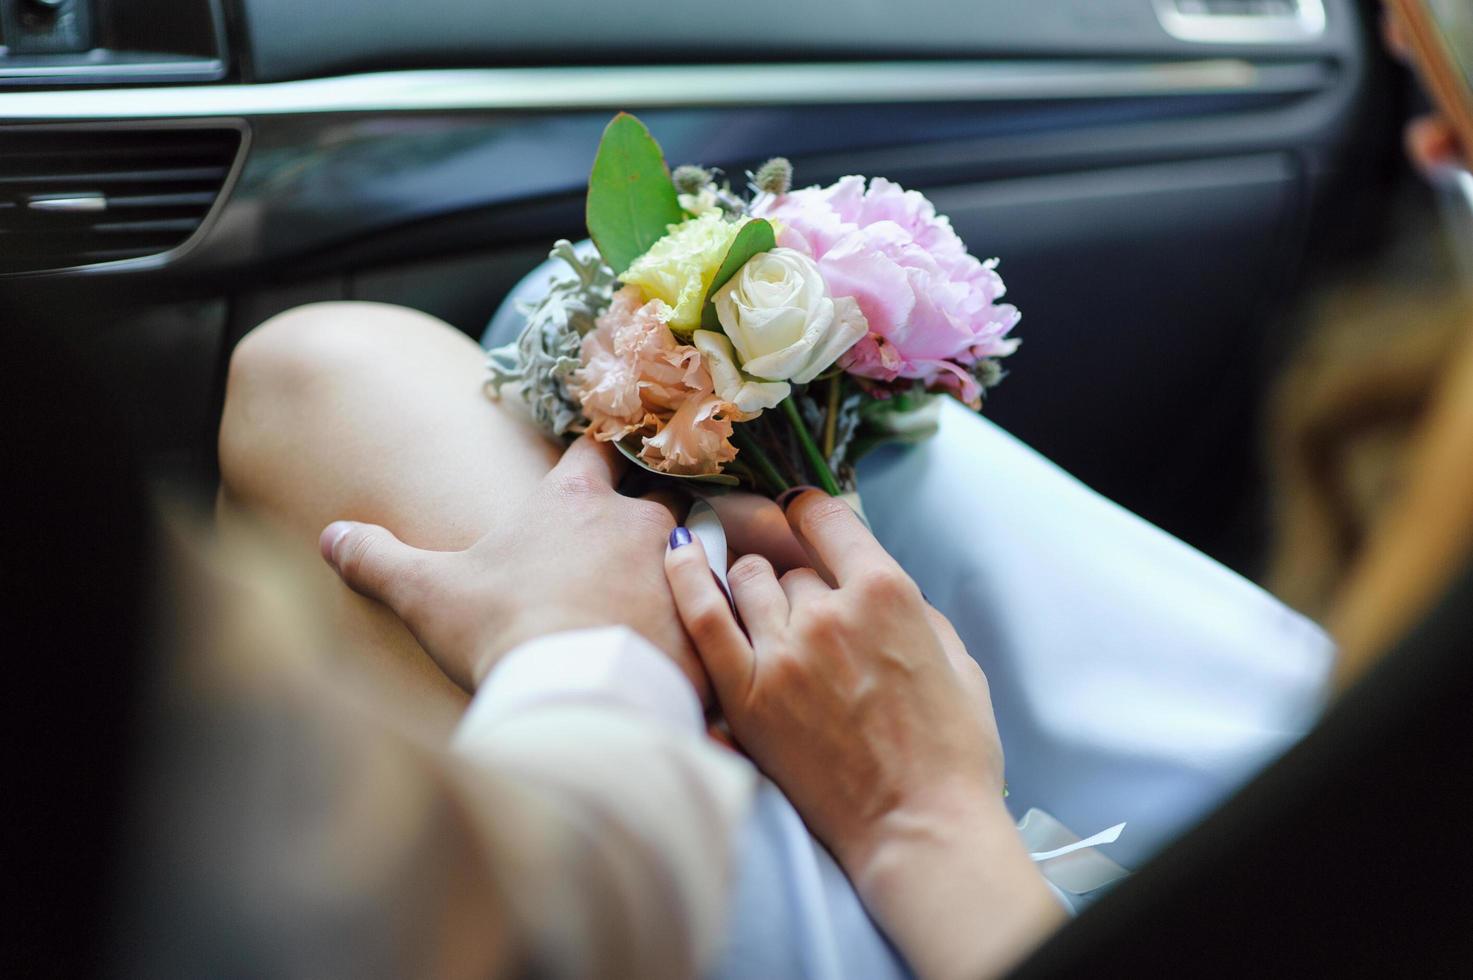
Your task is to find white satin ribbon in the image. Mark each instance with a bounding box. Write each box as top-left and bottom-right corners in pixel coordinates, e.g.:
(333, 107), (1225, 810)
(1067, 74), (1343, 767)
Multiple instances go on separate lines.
(1018, 807), (1130, 896)
(685, 499), (731, 600)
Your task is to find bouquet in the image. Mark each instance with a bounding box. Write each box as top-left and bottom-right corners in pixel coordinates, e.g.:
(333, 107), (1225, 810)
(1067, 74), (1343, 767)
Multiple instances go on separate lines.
(486, 113), (1020, 498)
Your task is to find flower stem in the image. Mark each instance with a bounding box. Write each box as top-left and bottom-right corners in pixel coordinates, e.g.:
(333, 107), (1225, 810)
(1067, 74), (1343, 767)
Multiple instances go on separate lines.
(732, 427), (790, 495)
(823, 375), (841, 460)
(725, 459), (756, 484)
(761, 415), (804, 485)
(782, 396), (842, 496)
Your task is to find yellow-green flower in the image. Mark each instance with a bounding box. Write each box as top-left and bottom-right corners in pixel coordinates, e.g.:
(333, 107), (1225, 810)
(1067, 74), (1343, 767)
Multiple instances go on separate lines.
(621, 211), (749, 334)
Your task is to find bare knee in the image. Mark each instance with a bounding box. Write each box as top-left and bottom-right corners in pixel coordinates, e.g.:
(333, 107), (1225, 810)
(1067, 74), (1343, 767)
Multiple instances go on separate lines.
(221, 303), (355, 492)
(228, 301), (457, 394)
(219, 302), (465, 497)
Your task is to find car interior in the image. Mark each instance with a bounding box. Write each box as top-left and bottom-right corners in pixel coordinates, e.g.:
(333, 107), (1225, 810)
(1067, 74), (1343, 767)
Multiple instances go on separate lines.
(5, 0), (1471, 974)
(6, 0), (1458, 580)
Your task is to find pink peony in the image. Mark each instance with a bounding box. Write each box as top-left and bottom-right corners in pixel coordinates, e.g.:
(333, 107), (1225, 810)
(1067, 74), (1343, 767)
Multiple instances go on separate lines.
(571, 285), (743, 476)
(754, 176), (1019, 407)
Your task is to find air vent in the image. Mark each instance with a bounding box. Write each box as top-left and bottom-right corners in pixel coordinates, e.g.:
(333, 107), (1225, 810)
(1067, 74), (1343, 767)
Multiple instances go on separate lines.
(0, 126), (241, 274)
(1154, 0), (1327, 44)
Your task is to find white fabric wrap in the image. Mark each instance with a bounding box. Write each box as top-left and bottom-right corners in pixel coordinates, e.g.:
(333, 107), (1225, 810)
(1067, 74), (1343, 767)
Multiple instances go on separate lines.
(859, 398), (1336, 879)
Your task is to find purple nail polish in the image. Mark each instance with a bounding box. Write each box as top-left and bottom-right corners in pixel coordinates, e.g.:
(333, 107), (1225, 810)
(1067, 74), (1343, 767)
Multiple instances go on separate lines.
(669, 526), (693, 549)
(776, 485), (821, 511)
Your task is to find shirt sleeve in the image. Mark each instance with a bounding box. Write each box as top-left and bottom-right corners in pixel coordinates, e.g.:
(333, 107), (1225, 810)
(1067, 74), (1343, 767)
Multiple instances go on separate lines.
(452, 626), (758, 980)
(120, 537), (758, 980)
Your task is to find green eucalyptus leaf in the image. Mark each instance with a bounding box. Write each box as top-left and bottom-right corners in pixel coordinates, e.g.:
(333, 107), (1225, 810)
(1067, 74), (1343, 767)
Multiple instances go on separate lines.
(612, 438), (743, 487)
(699, 218), (776, 330)
(586, 113), (686, 276)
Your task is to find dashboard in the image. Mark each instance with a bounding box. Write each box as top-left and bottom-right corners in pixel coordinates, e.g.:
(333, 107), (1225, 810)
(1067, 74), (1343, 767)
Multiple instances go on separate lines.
(0, 0), (1371, 281)
(0, 0), (1400, 574)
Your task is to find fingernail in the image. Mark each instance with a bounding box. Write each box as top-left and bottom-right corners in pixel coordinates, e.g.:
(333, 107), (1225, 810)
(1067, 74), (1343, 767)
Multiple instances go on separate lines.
(320, 521), (356, 566)
(669, 526), (693, 550)
(776, 485), (821, 511)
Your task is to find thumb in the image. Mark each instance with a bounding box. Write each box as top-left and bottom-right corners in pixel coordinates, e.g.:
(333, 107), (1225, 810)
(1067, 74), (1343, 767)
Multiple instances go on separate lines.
(319, 520), (435, 616)
(548, 433), (627, 491)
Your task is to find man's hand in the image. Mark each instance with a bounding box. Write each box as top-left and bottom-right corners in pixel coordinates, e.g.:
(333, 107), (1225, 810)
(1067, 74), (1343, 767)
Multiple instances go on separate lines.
(319, 435), (707, 700)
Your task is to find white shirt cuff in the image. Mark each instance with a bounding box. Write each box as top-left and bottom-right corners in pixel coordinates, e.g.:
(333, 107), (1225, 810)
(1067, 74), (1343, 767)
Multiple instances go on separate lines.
(455, 626), (704, 747)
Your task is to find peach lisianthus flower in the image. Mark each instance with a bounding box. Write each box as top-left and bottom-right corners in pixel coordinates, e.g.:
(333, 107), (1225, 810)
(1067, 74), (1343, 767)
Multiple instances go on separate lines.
(640, 391), (740, 476)
(571, 285), (746, 476)
(573, 285), (705, 440)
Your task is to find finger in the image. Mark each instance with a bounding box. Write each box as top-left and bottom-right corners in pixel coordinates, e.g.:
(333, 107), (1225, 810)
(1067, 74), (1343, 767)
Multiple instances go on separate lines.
(1406, 115), (1461, 174)
(320, 520), (437, 617)
(778, 566), (831, 607)
(727, 554), (789, 646)
(783, 489), (902, 587)
(665, 533), (755, 708)
(548, 433), (627, 491)
(707, 492), (813, 573)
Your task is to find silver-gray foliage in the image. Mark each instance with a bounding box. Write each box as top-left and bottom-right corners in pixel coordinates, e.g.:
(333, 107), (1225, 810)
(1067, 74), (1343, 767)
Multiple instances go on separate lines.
(484, 240), (615, 437)
(827, 392), (865, 471)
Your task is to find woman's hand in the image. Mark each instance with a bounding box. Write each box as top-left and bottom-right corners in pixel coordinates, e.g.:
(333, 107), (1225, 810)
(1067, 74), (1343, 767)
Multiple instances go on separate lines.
(665, 489), (1061, 980)
(319, 436), (705, 699)
(668, 489), (1000, 862)
(1405, 114), (1463, 175)
(1383, 8), (1466, 175)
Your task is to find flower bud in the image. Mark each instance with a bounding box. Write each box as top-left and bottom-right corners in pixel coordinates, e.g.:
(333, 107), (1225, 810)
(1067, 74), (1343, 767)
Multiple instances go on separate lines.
(973, 358), (1006, 391)
(753, 157), (793, 196)
(672, 164), (713, 195)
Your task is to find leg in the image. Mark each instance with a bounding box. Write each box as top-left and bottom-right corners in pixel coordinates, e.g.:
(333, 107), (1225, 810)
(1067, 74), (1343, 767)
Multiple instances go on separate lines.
(219, 301), (563, 736)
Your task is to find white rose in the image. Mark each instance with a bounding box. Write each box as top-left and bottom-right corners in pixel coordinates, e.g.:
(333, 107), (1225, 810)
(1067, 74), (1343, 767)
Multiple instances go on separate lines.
(712, 247), (868, 384)
(692, 330), (791, 415)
